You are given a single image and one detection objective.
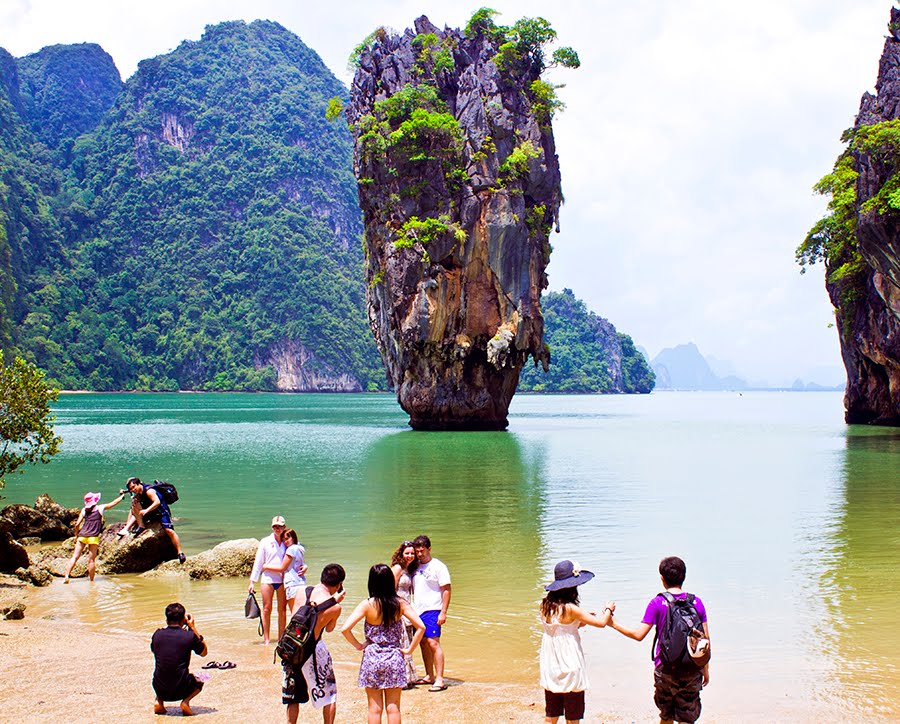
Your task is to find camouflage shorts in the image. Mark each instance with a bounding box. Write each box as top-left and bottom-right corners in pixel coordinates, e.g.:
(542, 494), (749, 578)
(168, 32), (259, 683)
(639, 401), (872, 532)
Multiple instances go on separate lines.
(653, 667), (703, 723)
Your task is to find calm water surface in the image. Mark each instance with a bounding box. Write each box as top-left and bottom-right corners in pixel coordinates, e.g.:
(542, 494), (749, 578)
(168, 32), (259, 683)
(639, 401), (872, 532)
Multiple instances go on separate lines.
(6, 391), (899, 721)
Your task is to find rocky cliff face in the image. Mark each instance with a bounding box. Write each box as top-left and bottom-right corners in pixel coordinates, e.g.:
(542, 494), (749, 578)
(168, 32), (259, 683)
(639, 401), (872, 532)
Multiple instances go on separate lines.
(347, 15), (565, 429)
(823, 8), (900, 424)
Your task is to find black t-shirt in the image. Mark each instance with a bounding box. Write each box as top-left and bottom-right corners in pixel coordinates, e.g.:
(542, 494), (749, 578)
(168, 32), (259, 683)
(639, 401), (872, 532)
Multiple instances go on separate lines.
(150, 626), (204, 697)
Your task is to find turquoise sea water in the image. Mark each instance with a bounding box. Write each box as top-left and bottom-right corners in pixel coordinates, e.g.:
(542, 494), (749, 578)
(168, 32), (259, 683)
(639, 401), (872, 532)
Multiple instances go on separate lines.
(5, 391), (899, 721)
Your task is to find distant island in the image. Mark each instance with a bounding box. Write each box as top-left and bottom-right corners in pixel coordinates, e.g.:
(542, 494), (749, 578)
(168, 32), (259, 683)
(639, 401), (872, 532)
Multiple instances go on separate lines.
(650, 342), (844, 391)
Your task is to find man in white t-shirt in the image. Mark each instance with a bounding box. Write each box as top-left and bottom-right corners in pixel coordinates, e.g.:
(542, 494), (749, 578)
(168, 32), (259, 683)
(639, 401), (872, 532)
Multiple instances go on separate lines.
(412, 534), (451, 691)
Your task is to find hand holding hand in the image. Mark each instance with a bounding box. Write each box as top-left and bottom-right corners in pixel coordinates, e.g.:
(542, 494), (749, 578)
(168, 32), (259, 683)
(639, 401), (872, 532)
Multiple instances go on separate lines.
(605, 601), (616, 613)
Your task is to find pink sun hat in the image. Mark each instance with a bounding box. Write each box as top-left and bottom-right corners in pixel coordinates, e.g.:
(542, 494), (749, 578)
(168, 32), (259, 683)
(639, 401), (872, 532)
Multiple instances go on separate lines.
(84, 492), (101, 507)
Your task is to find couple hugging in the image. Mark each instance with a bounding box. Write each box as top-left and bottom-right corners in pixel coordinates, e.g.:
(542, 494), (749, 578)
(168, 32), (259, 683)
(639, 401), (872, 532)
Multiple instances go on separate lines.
(389, 535), (451, 692)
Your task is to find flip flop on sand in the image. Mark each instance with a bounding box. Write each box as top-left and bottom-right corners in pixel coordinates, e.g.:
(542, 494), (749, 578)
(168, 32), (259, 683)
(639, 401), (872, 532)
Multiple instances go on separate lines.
(201, 661), (220, 669)
(427, 684), (448, 692)
(218, 661), (237, 670)
(410, 677), (432, 686)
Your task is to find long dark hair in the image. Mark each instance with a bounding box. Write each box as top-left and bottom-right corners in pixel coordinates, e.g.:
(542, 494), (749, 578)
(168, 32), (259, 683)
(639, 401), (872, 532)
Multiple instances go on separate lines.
(540, 586), (580, 620)
(368, 563), (401, 625)
(390, 541), (418, 576)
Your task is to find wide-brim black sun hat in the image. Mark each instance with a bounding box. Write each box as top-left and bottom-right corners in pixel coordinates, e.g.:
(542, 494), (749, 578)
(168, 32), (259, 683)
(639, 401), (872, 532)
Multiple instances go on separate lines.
(545, 560), (595, 591)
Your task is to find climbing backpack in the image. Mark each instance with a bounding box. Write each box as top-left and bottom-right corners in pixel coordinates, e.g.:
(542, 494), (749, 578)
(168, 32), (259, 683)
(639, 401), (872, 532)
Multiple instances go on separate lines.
(275, 587), (337, 676)
(652, 592), (710, 671)
(150, 480), (179, 505)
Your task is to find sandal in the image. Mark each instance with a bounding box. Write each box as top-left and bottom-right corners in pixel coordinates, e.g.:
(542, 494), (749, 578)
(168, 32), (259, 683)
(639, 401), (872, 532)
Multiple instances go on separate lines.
(428, 684), (448, 692)
(218, 661), (237, 670)
(201, 661), (219, 669)
(410, 677), (432, 686)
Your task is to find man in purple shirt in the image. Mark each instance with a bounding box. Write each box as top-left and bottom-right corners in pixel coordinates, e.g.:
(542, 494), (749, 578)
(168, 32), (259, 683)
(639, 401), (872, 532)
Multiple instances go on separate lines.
(610, 556), (710, 723)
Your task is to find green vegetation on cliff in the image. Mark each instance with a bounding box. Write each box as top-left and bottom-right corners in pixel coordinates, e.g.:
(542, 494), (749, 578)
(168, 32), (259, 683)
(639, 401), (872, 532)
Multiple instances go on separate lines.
(2, 22), (385, 391)
(518, 289), (654, 393)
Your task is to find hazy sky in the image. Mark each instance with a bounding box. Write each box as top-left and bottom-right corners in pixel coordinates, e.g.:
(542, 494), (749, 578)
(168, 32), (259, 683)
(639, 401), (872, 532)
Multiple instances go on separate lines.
(2, 0), (894, 384)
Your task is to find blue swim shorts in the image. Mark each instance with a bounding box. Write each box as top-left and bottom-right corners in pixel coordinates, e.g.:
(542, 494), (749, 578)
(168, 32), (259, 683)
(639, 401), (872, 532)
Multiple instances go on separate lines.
(145, 502), (174, 530)
(421, 609), (442, 639)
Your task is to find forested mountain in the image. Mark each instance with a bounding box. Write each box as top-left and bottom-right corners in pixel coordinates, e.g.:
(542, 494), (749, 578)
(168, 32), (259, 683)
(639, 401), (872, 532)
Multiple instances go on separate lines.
(1, 22), (652, 395)
(518, 289), (655, 393)
(1, 21), (384, 391)
(16, 43), (123, 151)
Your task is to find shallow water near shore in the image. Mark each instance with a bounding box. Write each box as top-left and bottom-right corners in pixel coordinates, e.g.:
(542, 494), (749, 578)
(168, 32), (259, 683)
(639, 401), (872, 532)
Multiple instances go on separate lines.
(6, 391), (900, 721)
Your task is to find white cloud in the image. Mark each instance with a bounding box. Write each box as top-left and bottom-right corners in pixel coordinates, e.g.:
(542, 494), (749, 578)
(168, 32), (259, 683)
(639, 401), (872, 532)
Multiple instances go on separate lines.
(0, 0), (893, 381)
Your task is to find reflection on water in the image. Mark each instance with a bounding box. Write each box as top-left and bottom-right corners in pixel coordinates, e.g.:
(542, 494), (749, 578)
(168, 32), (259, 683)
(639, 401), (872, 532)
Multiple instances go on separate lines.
(819, 429), (900, 717)
(361, 431), (547, 678)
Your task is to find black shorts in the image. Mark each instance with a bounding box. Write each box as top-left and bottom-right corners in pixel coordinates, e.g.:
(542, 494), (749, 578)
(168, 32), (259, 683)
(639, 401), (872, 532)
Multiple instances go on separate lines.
(282, 664), (309, 705)
(544, 689), (585, 720)
(653, 667), (703, 723)
(154, 673), (203, 702)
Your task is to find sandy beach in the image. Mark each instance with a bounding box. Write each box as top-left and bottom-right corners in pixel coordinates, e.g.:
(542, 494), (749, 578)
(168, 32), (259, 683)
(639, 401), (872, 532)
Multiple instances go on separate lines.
(0, 615), (541, 723)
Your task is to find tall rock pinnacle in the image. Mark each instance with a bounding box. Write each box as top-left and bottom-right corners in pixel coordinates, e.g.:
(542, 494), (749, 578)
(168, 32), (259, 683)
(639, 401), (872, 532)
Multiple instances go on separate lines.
(802, 7), (900, 424)
(347, 13), (575, 429)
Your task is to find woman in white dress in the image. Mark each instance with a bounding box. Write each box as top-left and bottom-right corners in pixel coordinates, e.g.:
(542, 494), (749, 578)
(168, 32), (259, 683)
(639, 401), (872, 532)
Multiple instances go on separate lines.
(539, 560), (615, 724)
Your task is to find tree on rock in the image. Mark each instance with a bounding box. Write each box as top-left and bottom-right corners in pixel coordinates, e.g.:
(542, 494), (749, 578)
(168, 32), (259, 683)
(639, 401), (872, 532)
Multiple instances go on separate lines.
(0, 351), (62, 491)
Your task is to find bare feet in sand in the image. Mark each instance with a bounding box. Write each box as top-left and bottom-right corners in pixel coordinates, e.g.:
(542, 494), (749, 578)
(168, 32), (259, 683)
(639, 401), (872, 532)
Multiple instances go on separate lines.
(153, 700), (166, 714)
(180, 701), (193, 716)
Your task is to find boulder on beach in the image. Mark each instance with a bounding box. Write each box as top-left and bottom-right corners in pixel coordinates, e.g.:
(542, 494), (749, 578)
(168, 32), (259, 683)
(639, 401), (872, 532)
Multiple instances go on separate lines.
(0, 521), (29, 573)
(0, 573), (27, 619)
(143, 538), (259, 579)
(0, 494), (79, 542)
(14, 565), (52, 587)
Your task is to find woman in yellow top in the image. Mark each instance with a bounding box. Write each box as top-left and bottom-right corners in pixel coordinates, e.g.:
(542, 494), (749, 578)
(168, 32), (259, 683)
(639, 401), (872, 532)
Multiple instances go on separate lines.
(63, 490), (126, 583)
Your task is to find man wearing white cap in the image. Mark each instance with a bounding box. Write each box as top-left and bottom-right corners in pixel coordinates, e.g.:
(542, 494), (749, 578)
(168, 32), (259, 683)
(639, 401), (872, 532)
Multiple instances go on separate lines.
(63, 489), (127, 583)
(249, 515), (289, 643)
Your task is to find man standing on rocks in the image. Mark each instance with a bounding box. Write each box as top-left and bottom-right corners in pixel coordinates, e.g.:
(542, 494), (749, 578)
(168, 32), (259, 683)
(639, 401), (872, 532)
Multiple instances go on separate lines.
(151, 602), (208, 716)
(412, 534), (451, 691)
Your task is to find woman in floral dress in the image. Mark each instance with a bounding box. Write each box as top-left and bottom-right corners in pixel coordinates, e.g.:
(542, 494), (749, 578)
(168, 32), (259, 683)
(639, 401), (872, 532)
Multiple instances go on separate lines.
(342, 564), (425, 723)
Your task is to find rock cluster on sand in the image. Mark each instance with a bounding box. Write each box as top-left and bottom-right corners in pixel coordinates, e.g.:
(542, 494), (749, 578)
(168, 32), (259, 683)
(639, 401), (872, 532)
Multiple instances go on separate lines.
(2, 496), (259, 584)
(0, 495), (81, 573)
(348, 15), (564, 429)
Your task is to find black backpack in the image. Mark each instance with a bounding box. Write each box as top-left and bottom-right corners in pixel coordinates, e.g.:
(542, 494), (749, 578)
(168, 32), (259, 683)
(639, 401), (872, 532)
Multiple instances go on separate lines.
(652, 592), (708, 671)
(150, 480), (179, 505)
(275, 587), (337, 677)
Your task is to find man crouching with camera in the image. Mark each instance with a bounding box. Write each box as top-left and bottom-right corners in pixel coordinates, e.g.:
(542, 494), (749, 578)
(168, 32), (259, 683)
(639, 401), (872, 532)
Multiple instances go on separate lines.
(151, 602), (208, 716)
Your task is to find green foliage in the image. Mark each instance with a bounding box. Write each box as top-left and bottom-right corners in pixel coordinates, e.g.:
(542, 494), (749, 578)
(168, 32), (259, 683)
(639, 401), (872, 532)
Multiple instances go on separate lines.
(325, 96), (344, 121)
(3, 20), (387, 392)
(798, 150), (858, 271)
(618, 333), (655, 393)
(358, 83), (465, 186)
(395, 215), (465, 249)
(551, 47), (581, 69)
(16, 43), (123, 150)
(0, 350), (62, 489)
(465, 8), (505, 41)
(499, 140), (542, 179)
(518, 289), (653, 394)
(529, 80), (565, 123)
